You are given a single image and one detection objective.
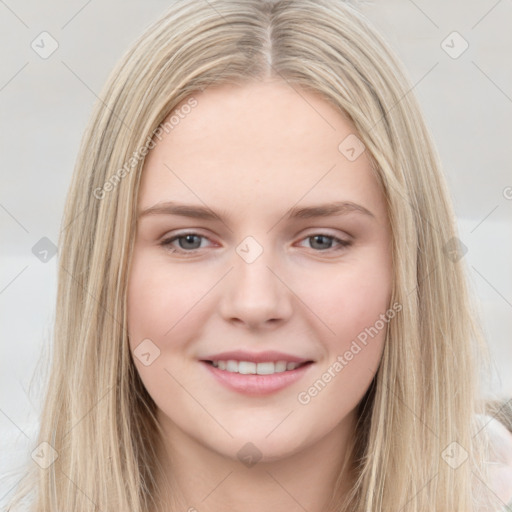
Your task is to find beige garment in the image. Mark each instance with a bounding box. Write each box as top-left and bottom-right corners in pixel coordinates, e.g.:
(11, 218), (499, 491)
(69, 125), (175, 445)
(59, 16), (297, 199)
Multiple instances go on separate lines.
(481, 414), (512, 510)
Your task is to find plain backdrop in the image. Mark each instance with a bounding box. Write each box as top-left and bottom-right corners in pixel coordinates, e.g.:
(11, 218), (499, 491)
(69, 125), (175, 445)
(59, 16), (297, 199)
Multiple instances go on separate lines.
(1, 0), (511, 505)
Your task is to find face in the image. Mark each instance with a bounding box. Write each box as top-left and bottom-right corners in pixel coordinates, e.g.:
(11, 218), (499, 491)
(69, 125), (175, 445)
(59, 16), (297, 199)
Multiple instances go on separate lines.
(127, 79), (393, 464)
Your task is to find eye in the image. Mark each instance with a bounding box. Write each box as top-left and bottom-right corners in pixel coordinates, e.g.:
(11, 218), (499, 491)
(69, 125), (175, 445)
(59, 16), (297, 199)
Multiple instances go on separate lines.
(297, 233), (352, 252)
(160, 231), (351, 255)
(160, 232), (211, 253)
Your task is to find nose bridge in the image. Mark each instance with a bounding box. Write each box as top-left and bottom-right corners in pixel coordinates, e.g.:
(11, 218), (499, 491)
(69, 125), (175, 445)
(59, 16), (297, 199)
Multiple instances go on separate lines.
(218, 234), (292, 326)
(233, 233), (280, 300)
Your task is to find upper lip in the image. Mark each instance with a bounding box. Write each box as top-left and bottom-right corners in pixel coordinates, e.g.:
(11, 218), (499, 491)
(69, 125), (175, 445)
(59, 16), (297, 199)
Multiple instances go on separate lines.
(200, 350), (314, 364)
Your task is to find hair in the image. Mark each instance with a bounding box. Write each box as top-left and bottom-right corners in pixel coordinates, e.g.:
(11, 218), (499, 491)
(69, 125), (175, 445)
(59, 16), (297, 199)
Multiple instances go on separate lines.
(4, 0), (508, 510)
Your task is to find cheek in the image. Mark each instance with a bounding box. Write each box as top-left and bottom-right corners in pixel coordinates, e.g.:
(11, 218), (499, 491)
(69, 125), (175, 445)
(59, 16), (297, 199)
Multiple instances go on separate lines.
(307, 248), (393, 342)
(127, 253), (188, 360)
(127, 250), (207, 343)
(295, 255), (392, 416)
(126, 251), (206, 399)
(127, 254), (167, 344)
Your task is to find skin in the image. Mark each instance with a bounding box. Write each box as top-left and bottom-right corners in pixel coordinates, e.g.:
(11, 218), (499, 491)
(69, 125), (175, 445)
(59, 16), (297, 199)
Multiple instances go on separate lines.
(127, 78), (394, 512)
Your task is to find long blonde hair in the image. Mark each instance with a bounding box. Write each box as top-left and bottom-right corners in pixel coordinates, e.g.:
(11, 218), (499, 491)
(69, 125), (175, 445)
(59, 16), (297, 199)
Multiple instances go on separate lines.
(5, 0), (504, 510)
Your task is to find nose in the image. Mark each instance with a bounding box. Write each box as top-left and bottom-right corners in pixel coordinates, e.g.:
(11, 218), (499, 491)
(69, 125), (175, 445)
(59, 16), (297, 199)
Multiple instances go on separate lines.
(218, 247), (293, 330)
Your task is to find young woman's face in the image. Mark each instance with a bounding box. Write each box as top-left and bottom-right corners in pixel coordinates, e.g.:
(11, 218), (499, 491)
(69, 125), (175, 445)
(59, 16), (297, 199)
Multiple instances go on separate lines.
(127, 80), (393, 463)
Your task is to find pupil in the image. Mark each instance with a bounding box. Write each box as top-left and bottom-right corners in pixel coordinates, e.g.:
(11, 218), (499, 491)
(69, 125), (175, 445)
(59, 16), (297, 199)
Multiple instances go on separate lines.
(182, 235), (200, 249)
(312, 235), (330, 250)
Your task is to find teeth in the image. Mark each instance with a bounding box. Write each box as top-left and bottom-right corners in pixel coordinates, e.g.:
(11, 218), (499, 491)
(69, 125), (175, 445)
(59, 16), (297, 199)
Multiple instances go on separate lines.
(255, 362), (275, 375)
(238, 361), (256, 374)
(275, 361), (287, 372)
(226, 360), (238, 372)
(210, 360), (304, 374)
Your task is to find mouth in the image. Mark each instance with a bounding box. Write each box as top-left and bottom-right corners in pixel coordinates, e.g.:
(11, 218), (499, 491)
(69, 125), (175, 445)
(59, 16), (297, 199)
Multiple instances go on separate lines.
(200, 359), (315, 395)
(201, 359), (314, 375)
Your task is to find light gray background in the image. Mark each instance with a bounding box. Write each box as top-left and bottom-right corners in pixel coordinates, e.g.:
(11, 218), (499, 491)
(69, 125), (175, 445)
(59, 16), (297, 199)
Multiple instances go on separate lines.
(1, 0), (511, 504)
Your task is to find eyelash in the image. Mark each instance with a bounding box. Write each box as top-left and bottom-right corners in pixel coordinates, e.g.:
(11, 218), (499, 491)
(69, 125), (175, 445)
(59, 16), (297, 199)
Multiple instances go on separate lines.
(160, 232), (352, 255)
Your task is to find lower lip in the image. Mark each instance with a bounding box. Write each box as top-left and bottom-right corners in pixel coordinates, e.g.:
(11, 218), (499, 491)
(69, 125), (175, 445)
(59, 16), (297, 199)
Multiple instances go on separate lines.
(201, 361), (314, 396)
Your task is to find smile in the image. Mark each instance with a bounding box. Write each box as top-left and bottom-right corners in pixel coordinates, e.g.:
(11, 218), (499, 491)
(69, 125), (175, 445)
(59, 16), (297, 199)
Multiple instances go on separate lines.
(201, 360), (315, 395)
(206, 360), (310, 375)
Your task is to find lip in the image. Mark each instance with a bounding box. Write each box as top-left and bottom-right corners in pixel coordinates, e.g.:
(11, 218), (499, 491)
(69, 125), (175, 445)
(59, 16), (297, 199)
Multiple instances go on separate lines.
(200, 350), (312, 364)
(200, 360), (315, 396)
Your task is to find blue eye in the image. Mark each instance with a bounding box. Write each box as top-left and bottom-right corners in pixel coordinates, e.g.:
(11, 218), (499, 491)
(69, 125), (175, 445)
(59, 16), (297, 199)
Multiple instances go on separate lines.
(299, 234), (351, 251)
(160, 232), (351, 254)
(161, 233), (207, 253)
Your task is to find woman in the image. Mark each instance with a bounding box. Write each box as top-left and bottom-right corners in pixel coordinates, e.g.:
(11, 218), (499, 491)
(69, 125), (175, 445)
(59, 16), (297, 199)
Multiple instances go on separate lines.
(5, 0), (512, 510)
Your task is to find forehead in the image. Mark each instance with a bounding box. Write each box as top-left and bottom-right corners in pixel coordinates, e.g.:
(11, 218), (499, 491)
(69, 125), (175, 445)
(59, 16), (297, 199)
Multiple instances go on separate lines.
(138, 80), (385, 220)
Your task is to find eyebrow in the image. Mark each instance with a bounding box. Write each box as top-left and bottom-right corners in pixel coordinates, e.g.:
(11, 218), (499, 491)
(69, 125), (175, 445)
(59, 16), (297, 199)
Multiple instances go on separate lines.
(137, 200), (375, 222)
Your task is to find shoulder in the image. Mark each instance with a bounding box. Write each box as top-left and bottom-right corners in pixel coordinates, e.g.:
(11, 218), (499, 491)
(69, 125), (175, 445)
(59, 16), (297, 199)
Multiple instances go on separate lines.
(486, 415), (512, 463)
(482, 415), (512, 508)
